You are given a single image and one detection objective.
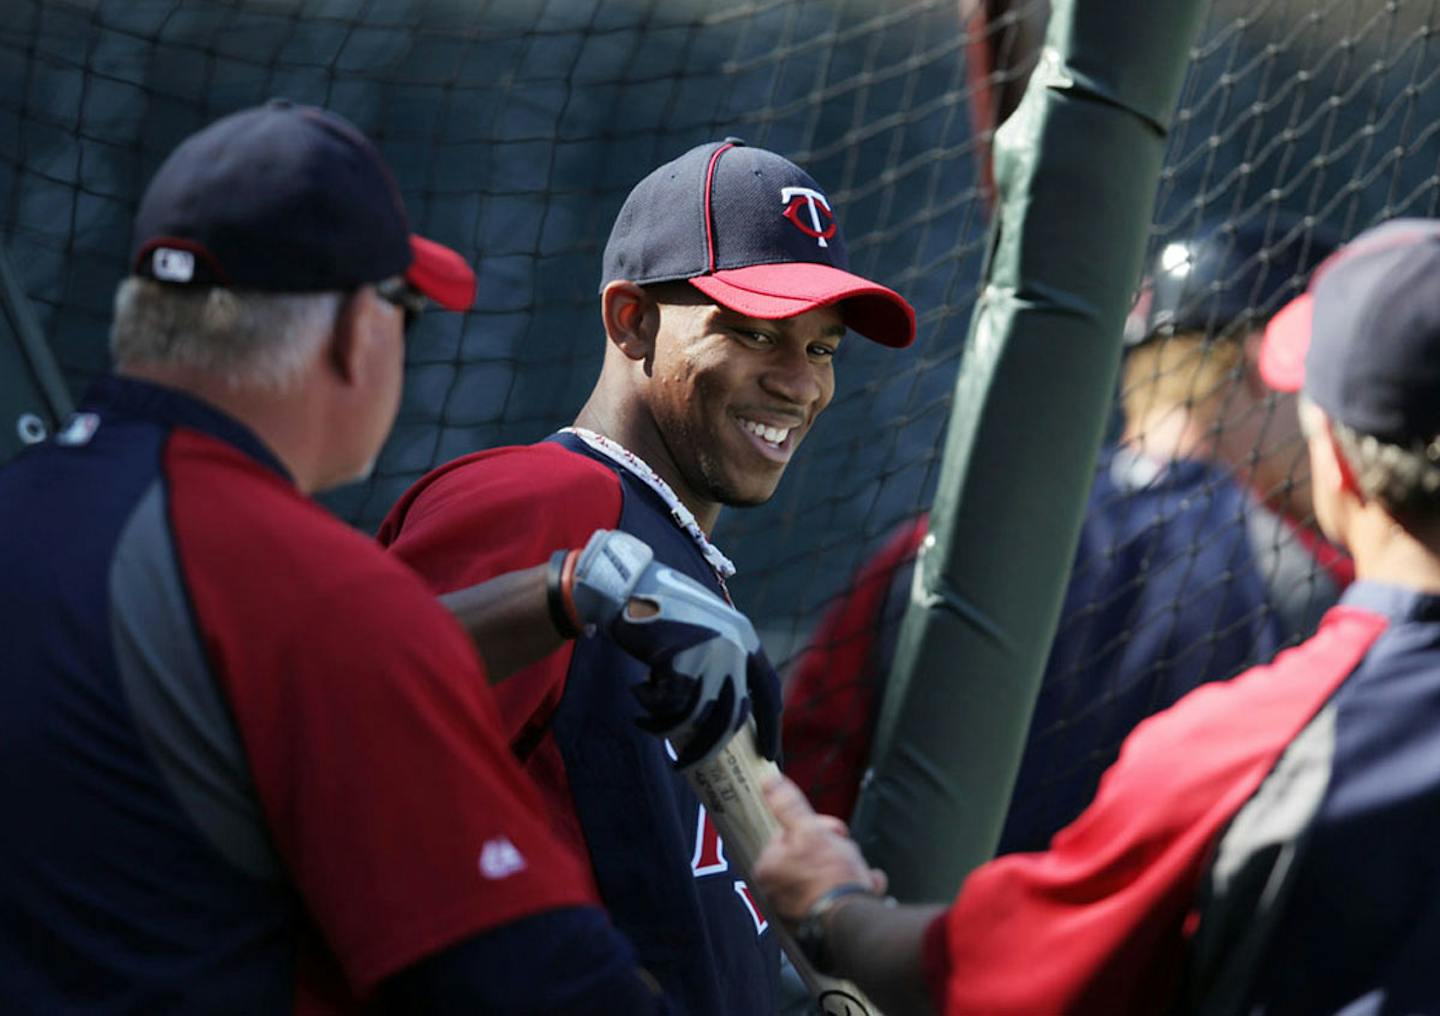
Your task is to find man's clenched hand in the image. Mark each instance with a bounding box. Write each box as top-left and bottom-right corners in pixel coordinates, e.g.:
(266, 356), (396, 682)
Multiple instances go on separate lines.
(562, 529), (780, 768)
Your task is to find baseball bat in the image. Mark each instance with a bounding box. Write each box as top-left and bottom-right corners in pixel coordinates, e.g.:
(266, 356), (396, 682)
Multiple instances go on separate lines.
(685, 724), (883, 1016)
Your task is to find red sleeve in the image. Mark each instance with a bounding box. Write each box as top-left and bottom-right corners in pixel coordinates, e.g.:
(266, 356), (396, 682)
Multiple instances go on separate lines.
(378, 444), (624, 743)
(256, 574), (600, 990)
(782, 516), (927, 819)
(166, 433), (600, 993)
(932, 606), (1388, 1016)
(379, 444), (624, 859)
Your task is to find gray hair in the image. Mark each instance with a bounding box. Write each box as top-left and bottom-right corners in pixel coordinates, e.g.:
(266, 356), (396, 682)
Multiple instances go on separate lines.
(1303, 396), (1440, 521)
(110, 277), (343, 392)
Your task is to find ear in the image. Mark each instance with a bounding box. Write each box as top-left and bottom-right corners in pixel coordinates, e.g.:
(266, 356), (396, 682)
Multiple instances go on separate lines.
(1325, 422), (1364, 501)
(1240, 330), (1270, 399)
(328, 289), (370, 386)
(601, 281), (658, 364)
(1307, 406), (1364, 506)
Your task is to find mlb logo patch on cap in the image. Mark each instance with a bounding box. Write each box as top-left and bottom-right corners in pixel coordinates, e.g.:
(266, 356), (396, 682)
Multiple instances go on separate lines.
(151, 248), (196, 283)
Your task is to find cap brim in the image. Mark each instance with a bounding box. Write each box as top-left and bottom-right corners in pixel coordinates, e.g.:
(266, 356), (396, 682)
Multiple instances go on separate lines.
(407, 234), (476, 311)
(1259, 292), (1313, 392)
(690, 263), (916, 348)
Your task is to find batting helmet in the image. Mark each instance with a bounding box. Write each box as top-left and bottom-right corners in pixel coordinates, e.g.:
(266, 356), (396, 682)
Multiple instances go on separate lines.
(1125, 216), (1341, 346)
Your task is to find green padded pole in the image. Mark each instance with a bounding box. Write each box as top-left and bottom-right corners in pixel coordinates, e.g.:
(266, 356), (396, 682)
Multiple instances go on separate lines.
(849, 0), (1207, 903)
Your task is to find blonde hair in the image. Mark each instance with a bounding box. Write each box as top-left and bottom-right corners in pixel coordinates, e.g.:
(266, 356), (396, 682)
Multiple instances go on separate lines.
(110, 277), (342, 392)
(1329, 418), (1440, 523)
(1120, 331), (1246, 426)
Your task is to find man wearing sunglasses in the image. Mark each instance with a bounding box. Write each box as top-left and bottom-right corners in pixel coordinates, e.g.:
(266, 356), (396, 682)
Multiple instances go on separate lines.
(0, 101), (767, 1013)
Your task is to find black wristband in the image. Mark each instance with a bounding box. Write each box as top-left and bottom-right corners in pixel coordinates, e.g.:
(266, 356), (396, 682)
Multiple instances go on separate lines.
(793, 883), (887, 976)
(545, 549), (580, 639)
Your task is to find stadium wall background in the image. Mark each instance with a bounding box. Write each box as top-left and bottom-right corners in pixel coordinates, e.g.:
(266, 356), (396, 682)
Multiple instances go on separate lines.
(3, 0), (1437, 670)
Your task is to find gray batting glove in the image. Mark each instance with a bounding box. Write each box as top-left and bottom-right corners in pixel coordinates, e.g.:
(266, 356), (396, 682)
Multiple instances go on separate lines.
(568, 529), (656, 628)
(559, 530), (781, 768)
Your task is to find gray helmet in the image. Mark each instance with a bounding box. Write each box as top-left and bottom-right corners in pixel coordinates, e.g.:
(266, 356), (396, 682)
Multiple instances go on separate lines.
(1124, 216), (1340, 346)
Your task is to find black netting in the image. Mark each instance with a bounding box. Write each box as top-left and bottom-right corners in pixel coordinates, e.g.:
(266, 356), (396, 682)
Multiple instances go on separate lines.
(0, 0), (987, 648)
(995, 0), (1440, 850)
(4, 0), (1440, 858)
(784, 0), (1440, 849)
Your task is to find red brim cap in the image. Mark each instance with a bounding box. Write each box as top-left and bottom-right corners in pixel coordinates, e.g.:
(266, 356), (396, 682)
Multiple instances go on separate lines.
(690, 262), (917, 348)
(1258, 291), (1313, 393)
(407, 234), (476, 311)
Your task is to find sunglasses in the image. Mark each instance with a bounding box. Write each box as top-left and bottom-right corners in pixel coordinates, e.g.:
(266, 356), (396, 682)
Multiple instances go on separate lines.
(374, 277), (428, 333)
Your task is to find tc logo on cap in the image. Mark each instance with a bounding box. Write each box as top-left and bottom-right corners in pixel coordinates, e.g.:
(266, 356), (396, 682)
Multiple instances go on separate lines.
(152, 248), (196, 283)
(781, 186), (837, 248)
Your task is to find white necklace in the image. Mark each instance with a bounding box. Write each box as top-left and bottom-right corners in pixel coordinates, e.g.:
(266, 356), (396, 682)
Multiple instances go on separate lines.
(559, 427), (736, 581)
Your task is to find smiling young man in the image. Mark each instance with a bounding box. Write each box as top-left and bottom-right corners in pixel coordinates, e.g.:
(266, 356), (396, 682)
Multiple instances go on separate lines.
(379, 139), (914, 1014)
(579, 278), (847, 528)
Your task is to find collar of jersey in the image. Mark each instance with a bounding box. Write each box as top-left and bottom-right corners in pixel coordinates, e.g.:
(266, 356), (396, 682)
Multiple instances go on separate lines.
(83, 375), (292, 483)
(559, 427), (736, 580)
(1107, 443), (1225, 495)
(1339, 580), (1440, 624)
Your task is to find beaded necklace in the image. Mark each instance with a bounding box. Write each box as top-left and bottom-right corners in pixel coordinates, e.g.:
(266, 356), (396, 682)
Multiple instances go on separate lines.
(559, 427), (737, 584)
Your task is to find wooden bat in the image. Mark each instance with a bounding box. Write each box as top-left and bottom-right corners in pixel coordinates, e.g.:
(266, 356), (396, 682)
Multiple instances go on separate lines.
(685, 724), (883, 1016)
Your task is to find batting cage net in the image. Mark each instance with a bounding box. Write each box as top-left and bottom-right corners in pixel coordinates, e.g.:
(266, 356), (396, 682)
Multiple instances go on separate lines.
(4, 1), (1439, 854)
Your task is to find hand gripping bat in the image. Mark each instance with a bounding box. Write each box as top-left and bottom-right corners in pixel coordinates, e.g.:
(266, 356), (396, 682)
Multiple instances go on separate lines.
(685, 723), (883, 1016)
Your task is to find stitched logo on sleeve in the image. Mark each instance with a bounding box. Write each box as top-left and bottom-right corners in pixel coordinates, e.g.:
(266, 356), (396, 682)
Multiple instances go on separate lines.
(478, 837), (527, 880)
(55, 412), (101, 447)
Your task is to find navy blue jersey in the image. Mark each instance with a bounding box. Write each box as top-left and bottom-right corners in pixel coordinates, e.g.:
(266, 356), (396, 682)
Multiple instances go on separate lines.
(926, 586), (1399, 1013)
(1184, 582), (1440, 1014)
(997, 447), (1303, 852)
(785, 445), (1346, 851)
(0, 377), (600, 1012)
(381, 432), (782, 1016)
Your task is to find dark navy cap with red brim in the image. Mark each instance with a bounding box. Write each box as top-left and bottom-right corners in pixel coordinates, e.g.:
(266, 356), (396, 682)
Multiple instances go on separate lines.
(132, 100), (476, 312)
(600, 139), (915, 348)
(1261, 218), (1440, 444)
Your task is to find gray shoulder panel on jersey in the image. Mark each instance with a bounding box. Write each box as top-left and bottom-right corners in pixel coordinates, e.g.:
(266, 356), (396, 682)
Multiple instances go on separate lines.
(1246, 502), (1339, 643)
(109, 479), (283, 882)
(1182, 700), (1337, 1016)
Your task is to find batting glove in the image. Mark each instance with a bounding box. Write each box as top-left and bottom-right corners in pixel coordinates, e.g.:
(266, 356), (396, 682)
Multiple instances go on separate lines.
(549, 529), (781, 769)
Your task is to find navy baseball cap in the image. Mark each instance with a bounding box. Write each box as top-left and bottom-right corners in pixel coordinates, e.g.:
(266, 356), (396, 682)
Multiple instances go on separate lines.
(1261, 218), (1440, 443)
(600, 139), (916, 348)
(1124, 216), (1339, 346)
(131, 100), (475, 311)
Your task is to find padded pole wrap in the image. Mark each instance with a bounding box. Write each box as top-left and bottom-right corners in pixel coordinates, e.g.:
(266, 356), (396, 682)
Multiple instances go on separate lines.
(850, 0), (1207, 902)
